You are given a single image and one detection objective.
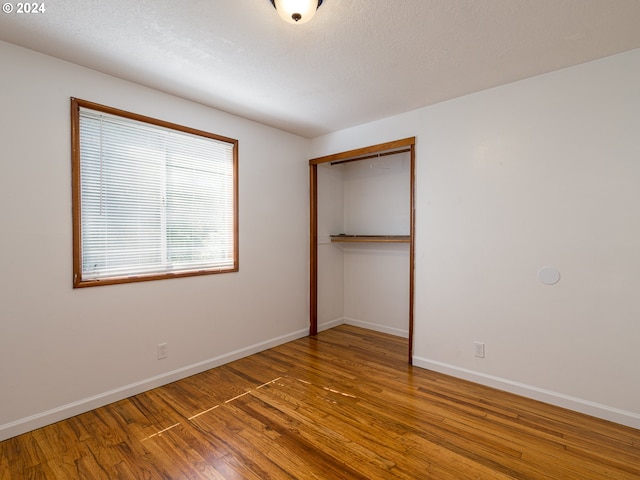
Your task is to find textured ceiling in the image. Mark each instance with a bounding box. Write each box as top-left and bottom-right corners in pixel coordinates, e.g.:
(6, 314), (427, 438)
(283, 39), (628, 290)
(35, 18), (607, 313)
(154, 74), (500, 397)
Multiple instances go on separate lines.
(1, 0), (640, 138)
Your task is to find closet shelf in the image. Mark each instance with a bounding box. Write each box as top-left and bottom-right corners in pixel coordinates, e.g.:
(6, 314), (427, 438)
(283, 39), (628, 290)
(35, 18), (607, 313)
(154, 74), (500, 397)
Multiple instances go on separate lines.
(330, 234), (410, 243)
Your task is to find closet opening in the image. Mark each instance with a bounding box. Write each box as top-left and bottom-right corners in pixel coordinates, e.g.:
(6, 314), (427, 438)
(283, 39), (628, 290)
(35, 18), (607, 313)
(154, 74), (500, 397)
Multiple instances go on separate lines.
(309, 137), (416, 364)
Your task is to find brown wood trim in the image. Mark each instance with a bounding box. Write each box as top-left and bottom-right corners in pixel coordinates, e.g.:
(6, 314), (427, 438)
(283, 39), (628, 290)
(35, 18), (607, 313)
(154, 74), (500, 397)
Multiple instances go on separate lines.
(309, 164), (318, 335)
(232, 140), (240, 273)
(70, 97), (238, 145)
(309, 137), (415, 165)
(329, 148), (411, 166)
(330, 235), (410, 243)
(73, 267), (239, 288)
(70, 97), (239, 288)
(408, 143), (416, 365)
(309, 138), (416, 363)
(71, 98), (82, 288)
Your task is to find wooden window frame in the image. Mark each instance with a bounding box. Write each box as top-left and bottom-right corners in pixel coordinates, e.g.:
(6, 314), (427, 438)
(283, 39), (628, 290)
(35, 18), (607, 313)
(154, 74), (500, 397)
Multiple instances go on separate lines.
(71, 98), (239, 288)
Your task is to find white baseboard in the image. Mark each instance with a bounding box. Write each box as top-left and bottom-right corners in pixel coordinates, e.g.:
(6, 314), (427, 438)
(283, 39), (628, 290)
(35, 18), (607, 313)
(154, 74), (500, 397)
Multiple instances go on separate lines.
(0, 327), (310, 442)
(317, 317), (345, 332)
(413, 356), (640, 430)
(318, 317), (409, 338)
(344, 317), (409, 338)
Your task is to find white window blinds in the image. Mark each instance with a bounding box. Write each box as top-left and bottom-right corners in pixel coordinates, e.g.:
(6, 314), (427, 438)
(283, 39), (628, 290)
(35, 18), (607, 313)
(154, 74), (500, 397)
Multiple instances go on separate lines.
(76, 105), (237, 284)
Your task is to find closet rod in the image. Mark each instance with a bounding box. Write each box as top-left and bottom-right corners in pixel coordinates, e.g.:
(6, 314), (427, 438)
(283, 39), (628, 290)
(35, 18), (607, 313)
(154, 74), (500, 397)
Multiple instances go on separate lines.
(330, 148), (411, 166)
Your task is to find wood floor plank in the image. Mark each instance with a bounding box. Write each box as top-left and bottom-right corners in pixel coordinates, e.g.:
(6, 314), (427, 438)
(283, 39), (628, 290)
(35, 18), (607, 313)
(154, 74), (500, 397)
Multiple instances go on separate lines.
(1, 325), (639, 479)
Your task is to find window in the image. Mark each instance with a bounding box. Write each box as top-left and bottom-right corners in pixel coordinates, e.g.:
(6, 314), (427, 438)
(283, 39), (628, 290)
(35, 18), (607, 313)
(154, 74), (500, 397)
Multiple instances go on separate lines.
(71, 98), (238, 287)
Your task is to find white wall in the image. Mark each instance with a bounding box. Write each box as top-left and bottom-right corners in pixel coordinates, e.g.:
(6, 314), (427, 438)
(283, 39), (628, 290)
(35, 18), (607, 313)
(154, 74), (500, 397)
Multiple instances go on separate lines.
(0, 41), (310, 440)
(342, 156), (411, 335)
(342, 243), (409, 336)
(342, 155), (411, 235)
(311, 49), (640, 429)
(317, 164), (345, 329)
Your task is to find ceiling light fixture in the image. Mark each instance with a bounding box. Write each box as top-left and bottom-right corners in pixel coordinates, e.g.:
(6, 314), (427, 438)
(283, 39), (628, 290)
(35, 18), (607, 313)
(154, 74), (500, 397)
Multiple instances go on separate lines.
(270, 0), (324, 24)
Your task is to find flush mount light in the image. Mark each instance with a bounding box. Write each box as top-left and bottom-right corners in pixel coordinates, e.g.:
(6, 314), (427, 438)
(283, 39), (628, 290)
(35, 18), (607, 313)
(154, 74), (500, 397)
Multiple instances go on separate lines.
(270, 0), (324, 24)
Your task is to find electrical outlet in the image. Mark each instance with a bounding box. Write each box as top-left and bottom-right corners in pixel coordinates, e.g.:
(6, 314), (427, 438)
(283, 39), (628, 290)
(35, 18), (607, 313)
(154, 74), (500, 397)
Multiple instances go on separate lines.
(157, 343), (168, 359)
(474, 342), (485, 358)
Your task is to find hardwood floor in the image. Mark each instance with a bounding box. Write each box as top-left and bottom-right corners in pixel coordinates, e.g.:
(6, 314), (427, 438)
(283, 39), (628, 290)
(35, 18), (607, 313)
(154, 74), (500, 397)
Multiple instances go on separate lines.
(1, 325), (639, 479)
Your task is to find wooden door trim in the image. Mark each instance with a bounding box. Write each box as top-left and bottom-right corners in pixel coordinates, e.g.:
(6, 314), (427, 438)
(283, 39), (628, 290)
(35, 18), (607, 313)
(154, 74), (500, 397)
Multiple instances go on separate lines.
(309, 137), (416, 364)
